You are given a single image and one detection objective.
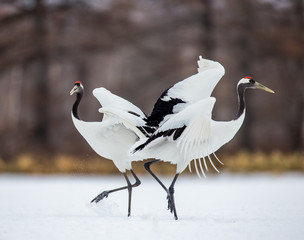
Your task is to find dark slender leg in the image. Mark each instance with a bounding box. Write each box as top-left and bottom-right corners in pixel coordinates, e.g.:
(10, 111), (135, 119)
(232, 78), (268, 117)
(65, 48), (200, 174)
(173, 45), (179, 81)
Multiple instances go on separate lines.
(123, 173), (132, 217)
(144, 160), (179, 220)
(90, 184), (128, 203)
(144, 160), (168, 191)
(91, 170), (141, 217)
(124, 170), (141, 217)
(130, 169), (141, 188)
(168, 173), (179, 220)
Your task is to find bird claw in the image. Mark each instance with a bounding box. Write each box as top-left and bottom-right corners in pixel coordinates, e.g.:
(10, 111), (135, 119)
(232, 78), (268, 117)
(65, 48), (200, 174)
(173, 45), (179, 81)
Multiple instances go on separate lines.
(167, 194), (174, 213)
(91, 191), (110, 203)
(166, 186), (175, 212)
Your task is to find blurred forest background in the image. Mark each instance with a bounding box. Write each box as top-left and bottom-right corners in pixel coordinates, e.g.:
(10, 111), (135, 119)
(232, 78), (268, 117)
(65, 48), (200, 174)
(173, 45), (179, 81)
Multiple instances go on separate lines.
(0, 0), (303, 173)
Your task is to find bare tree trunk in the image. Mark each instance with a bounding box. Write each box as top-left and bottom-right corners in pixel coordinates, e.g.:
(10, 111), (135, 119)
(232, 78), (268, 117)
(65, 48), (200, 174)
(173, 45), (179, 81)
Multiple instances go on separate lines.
(293, 0), (304, 151)
(30, 0), (49, 154)
(201, 0), (214, 58)
(236, 0), (254, 150)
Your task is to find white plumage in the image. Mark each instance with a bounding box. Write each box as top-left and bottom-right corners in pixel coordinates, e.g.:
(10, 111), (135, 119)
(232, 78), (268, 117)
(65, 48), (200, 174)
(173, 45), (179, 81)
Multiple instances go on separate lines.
(71, 112), (144, 172)
(131, 97), (244, 177)
(168, 56), (224, 104)
(147, 56), (225, 126)
(72, 87), (148, 172)
(93, 87), (147, 120)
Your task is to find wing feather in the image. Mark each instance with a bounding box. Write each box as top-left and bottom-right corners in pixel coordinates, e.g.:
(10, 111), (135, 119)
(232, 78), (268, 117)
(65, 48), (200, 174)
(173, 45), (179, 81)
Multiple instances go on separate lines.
(130, 97), (218, 176)
(194, 159), (201, 178)
(98, 107), (147, 139)
(198, 157), (207, 178)
(146, 56), (225, 127)
(93, 87), (147, 119)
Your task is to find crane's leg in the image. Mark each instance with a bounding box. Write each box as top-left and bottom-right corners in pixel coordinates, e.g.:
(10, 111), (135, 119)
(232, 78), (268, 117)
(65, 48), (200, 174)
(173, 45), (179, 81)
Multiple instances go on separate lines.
(91, 170), (141, 215)
(130, 169), (141, 188)
(144, 160), (167, 191)
(125, 170), (141, 217)
(123, 173), (132, 217)
(144, 160), (179, 220)
(168, 173), (179, 220)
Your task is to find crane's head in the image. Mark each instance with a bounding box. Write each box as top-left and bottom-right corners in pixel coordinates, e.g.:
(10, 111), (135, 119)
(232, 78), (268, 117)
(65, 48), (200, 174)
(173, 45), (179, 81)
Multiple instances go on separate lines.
(70, 81), (84, 95)
(238, 76), (275, 93)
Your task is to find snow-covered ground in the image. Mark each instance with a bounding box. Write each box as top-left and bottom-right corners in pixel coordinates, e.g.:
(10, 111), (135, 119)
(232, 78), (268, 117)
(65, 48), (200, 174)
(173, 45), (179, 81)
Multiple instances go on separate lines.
(1, 173), (304, 240)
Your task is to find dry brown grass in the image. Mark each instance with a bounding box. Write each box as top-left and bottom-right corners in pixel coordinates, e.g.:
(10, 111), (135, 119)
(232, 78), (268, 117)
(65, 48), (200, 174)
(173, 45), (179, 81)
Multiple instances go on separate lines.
(224, 151), (304, 173)
(0, 151), (303, 175)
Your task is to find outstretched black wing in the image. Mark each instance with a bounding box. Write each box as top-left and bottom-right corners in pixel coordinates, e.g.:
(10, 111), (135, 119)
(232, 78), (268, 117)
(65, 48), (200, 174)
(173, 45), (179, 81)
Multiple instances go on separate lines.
(145, 88), (186, 127)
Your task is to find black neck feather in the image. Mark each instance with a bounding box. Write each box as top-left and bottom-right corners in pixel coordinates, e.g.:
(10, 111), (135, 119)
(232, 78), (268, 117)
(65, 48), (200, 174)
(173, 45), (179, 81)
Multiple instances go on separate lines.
(72, 92), (82, 120)
(236, 84), (246, 120)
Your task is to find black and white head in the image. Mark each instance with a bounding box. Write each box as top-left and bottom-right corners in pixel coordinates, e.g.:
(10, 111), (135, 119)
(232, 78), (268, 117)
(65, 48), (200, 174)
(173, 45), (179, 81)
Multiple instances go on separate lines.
(70, 81), (84, 95)
(237, 76), (274, 93)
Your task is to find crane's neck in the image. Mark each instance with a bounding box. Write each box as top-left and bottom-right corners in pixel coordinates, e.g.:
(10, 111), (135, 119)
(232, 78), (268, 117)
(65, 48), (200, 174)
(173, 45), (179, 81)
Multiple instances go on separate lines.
(72, 92), (82, 120)
(235, 84), (246, 120)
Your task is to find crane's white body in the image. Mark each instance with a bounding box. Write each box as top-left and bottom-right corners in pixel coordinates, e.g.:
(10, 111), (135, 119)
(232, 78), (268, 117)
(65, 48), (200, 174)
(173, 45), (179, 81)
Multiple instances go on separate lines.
(72, 87), (148, 173)
(130, 97), (245, 176)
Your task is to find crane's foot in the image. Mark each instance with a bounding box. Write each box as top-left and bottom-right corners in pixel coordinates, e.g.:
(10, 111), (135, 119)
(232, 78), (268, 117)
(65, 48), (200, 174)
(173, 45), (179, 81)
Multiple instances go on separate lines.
(91, 191), (110, 203)
(167, 188), (178, 220)
(167, 185), (176, 212)
(167, 194), (174, 213)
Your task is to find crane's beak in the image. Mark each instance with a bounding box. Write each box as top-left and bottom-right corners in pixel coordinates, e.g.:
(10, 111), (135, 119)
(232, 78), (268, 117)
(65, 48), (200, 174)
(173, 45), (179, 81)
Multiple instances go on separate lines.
(70, 86), (78, 95)
(254, 82), (275, 94)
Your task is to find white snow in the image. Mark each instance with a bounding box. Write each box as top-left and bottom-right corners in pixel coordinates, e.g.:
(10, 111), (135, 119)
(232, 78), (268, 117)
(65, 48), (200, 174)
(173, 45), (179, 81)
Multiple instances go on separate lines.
(1, 173), (304, 240)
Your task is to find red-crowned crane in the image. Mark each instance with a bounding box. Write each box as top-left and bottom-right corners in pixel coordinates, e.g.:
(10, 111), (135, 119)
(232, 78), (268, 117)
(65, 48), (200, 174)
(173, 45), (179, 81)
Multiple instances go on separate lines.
(70, 82), (154, 217)
(130, 57), (274, 220)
